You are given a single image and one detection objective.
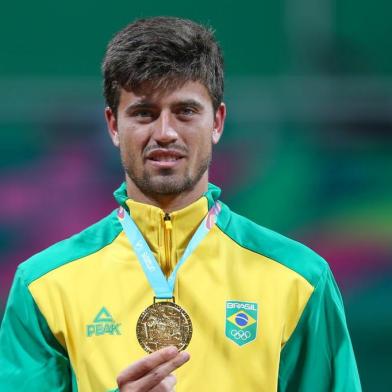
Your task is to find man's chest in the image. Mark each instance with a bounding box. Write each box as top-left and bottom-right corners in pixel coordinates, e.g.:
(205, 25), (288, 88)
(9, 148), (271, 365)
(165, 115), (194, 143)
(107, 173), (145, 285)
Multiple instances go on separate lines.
(29, 234), (312, 391)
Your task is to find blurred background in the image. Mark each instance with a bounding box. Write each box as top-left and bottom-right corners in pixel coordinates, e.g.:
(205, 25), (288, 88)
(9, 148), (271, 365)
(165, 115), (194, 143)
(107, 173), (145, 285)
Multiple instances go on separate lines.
(0, 1), (391, 390)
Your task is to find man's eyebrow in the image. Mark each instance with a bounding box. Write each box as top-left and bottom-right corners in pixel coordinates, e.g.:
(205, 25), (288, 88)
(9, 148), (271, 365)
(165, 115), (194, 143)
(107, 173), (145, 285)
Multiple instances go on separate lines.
(173, 99), (204, 109)
(125, 101), (156, 112)
(174, 99), (203, 109)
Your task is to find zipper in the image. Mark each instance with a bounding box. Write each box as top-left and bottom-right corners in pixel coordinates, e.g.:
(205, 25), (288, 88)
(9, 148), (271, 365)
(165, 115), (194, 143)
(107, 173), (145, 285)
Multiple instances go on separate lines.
(163, 213), (172, 277)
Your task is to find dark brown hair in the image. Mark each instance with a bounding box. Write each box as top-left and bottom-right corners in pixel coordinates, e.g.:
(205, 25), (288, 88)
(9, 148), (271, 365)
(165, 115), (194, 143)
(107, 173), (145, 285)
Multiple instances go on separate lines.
(102, 16), (224, 115)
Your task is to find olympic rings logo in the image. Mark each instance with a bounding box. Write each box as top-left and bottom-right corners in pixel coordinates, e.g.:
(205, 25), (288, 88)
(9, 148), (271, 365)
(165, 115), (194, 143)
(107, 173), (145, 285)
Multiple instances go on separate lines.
(230, 329), (251, 340)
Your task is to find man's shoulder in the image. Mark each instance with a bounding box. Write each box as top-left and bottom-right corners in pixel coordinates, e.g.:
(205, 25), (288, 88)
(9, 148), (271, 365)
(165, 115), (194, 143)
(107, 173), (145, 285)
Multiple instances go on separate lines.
(217, 202), (328, 287)
(18, 209), (122, 286)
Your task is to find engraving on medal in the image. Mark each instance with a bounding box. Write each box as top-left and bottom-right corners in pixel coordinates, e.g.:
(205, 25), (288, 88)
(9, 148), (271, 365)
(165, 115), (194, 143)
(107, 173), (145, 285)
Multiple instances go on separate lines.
(136, 302), (192, 353)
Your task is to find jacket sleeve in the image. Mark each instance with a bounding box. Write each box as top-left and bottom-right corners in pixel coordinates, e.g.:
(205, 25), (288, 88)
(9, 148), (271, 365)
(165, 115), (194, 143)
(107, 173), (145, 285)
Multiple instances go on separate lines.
(278, 266), (362, 392)
(0, 266), (72, 391)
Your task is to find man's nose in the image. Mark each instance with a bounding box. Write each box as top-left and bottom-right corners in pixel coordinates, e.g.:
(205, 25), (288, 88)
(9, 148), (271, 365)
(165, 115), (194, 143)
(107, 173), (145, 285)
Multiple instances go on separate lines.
(152, 111), (178, 144)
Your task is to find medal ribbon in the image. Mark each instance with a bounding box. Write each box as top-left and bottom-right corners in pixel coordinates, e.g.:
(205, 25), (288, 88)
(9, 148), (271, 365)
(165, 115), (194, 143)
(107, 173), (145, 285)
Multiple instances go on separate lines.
(118, 200), (221, 299)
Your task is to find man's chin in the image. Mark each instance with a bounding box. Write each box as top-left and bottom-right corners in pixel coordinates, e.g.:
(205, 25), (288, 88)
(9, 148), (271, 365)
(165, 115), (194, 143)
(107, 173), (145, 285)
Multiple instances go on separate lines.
(135, 174), (194, 196)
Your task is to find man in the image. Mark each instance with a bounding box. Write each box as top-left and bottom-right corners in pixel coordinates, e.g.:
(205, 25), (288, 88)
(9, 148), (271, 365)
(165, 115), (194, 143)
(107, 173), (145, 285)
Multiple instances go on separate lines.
(0, 17), (361, 392)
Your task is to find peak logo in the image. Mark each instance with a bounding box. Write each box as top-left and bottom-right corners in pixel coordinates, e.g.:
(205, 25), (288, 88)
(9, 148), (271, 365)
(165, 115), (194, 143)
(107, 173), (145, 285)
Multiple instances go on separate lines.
(86, 307), (121, 337)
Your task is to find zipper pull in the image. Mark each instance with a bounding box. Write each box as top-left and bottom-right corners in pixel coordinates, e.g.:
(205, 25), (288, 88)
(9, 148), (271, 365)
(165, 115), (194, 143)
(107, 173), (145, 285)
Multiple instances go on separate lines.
(164, 213), (172, 230)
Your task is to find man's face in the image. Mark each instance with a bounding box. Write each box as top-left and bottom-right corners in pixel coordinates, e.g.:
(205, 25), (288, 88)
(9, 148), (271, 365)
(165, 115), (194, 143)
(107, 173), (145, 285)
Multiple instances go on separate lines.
(106, 81), (225, 197)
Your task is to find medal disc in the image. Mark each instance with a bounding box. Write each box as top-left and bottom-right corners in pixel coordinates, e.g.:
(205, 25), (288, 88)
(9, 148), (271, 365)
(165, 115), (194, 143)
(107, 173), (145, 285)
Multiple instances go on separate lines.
(136, 302), (193, 353)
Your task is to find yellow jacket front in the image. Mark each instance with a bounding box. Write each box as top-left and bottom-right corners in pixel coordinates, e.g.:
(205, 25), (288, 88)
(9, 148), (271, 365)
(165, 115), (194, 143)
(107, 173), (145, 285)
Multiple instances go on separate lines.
(0, 183), (361, 391)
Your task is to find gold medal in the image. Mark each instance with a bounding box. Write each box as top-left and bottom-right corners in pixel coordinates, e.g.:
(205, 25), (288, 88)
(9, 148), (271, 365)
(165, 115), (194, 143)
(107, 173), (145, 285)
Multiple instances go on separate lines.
(136, 301), (193, 353)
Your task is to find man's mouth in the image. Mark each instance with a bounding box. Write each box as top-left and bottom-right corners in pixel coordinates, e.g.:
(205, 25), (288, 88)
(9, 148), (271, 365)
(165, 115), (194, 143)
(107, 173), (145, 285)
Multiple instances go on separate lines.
(149, 156), (180, 162)
(145, 149), (186, 168)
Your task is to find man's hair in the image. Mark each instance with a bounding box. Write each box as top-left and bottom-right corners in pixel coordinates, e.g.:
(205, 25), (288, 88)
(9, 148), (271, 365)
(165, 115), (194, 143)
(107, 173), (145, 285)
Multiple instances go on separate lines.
(102, 16), (224, 115)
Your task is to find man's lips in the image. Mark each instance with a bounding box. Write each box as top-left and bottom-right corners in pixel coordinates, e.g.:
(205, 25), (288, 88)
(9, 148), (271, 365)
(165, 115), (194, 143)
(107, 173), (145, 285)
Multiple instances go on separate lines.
(145, 149), (185, 161)
(144, 149), (186, 168)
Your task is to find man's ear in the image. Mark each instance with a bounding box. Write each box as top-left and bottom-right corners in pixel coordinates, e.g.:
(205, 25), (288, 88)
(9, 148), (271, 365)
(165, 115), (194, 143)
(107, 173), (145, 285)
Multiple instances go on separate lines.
(212, 103), (226, 144)
(105, 107), (120, 147)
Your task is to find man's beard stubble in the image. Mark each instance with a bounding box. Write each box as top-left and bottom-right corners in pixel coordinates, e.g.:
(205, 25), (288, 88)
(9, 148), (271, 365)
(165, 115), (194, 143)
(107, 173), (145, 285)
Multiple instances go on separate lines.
(123, 151), (212, 198)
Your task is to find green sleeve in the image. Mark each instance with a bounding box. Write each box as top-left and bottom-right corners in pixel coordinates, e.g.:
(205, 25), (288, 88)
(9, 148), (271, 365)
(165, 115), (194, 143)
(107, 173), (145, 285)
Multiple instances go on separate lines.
(278, 267), (362, 392)
(0, 267), (72, 391)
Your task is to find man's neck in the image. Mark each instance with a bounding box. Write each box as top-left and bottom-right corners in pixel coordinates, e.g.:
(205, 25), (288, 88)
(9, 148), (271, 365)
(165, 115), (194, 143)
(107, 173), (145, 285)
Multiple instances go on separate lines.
(125, 176), (208, 213)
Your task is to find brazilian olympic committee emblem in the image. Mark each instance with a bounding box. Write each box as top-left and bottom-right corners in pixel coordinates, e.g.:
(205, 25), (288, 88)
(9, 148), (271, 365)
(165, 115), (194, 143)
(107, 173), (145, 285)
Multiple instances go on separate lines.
(225, 301), (258, 346)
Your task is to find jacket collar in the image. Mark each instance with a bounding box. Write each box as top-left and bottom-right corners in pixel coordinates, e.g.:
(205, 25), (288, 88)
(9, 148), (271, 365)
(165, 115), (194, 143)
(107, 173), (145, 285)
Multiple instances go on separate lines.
(113, 182), (221, 211)
(113, 182), (222, 276)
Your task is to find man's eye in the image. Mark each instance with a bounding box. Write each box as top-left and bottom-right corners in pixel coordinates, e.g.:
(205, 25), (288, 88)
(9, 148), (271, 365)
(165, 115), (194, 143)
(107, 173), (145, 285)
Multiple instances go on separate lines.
(179, 107), (196, 116)
(134, 110), (153, 117)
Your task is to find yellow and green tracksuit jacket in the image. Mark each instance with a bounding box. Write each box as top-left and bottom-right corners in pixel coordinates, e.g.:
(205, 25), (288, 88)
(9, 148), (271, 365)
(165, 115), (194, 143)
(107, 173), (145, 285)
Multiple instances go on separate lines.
(0, 183), (361, 391)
